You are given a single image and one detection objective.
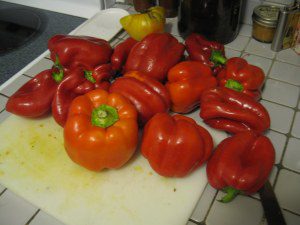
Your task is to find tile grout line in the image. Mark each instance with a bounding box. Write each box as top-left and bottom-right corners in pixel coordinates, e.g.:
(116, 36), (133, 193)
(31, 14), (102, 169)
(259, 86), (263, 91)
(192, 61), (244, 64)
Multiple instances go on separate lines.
(0, 188), (7, 197)
(202, 190), (219, 223)
(23, 74), (34, 79)
(264, 76), (300, 88)
(188, 182), (216, 224)
(263, 42), (300, 191)
(272, 87), (300, 188)
(257, 51), (281, 211)
(0, 93), (9, 99)
(24, 209), (40, 225)
(262, 98), (298, 112)
(188, 218), (201, 225)
(226, 44), (300, 67)
(283, 208), (300, 217)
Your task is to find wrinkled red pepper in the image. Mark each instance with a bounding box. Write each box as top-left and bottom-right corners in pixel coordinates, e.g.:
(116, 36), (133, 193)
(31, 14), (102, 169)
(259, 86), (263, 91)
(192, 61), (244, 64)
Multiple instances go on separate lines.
(216, 57), (266, 101)
(111, 37), (138, 72)
(142, 113), (213, 177)
(48, 34), (113, 81)
(207, 131), (275, 202)
(52, 68), (111, 127)
(124, 33), (185, 82)
(77, 64), (113, 94)
(6, 69), (58, 117)
(185, 33), (226, 74)
(109, 71), (171, 126)
(200, 87), (270, 134)
(165, 61), (217, 113)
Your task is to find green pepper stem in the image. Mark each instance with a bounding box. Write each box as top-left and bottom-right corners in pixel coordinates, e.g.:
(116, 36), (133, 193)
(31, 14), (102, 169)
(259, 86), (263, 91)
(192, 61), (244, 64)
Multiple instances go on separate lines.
(210, 50), (227, 65)
(91, 104), (119, 128)
(52, 68), (64, 83)
(52, 55), (64, 82)
(84, 70), (96, 83)
(225, 79), (244, 92)
(219, 187), (241, 203)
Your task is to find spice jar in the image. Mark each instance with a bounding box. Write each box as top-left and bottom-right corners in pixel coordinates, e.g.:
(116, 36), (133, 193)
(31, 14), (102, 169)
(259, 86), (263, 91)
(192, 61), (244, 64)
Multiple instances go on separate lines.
(158, 0), (179, 18)
(252, 5), (280, 43)
(133, 0), (156, 12)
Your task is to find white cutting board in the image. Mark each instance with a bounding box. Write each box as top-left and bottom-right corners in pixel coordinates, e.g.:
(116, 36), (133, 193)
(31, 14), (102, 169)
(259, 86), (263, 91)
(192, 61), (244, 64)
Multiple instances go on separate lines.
(0, 109), (227, 225)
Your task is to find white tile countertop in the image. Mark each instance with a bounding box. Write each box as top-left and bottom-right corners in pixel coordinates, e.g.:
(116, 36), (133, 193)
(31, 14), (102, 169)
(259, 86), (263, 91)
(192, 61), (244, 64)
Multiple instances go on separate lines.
(0, 4), (300, 225)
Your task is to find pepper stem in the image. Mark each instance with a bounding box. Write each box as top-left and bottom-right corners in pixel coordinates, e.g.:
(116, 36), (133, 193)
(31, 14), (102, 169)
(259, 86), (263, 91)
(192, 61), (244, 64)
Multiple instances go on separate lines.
(91, 104), (119, 128)
(225, 79), (244, 92)
(52, 55), (64, 82)
(219, 187), (241, 203)
(84, 70), (96, 83)
(210, 50), (227, 65)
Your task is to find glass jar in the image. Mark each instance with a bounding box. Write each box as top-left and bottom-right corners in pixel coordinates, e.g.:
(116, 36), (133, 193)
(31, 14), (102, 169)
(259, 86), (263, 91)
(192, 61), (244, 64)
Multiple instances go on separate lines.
(158, 0), (179, 18)
(133, 0), (156, 12)
(252, 5), (280, 43)
(178, 0), (242, 44)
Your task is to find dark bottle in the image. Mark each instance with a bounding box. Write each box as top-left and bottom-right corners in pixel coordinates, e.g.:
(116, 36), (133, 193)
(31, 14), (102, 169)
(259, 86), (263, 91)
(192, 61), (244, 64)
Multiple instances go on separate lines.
(178, 0), (242, 44)
(158, 0), (180, 18)
(133, 0), (156, 12)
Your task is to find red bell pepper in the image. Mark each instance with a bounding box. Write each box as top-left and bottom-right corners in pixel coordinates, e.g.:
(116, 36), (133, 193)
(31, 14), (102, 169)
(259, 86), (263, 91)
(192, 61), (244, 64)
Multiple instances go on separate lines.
(64, 89), (138, 171)
(206, 131), (275, 202)
(185, 33), (226, 75)
(141, 113), (213, 177)
(109, 71), (171, 126)
(124, 33), (185, 82)
(48, 34), (113, 80)
(111, 37), (138, 72)
(52, 69), (86, 127)
(165, 61), (217, 113)
(6, 69), (58, 117)
(200, 87), (270, 134)
(215, 57), (266, 101)
(51, 67), (111, 127)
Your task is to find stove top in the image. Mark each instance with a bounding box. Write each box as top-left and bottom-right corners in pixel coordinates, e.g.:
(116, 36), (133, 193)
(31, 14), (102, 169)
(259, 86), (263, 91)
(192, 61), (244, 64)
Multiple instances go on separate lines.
(0, 7), (42, 54)
(0, 1), (86, 85)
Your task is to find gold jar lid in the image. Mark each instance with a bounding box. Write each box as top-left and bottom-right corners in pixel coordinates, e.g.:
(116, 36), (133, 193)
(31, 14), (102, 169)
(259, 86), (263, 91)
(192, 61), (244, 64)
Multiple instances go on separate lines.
(252, 5), (280, 28)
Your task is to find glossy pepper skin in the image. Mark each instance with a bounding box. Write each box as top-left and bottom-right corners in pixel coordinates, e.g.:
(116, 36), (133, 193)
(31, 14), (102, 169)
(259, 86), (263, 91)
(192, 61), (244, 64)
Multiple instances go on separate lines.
(52, 68), (111, 127)
(124, 33), (185, 82)
(185, 33), (226, 75)
(6, 69), (58, 117)
(109, 71), (171, 126)
(207, 131), (275, 202)
(64, 89), (138, 171)
(200, 87), (270, 134)
(165, 61), (217, 113)
(48, 34), (113, 78)
(110, 37), (138, 72)
(216, 57), (265, 101)
(141, 113), (213, 177)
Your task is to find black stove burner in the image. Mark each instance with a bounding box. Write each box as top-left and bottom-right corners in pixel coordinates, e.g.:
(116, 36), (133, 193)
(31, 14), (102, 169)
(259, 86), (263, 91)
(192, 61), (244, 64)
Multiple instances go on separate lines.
(0, 8), (42, 54)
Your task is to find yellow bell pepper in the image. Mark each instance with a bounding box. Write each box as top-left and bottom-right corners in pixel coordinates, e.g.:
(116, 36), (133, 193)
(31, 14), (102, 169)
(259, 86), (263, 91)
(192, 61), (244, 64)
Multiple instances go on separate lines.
(120, 6), (166, 41)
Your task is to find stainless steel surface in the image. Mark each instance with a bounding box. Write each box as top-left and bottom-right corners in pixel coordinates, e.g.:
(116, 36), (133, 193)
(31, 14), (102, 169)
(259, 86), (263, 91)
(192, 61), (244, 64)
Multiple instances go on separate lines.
(271, 2), (300, 51)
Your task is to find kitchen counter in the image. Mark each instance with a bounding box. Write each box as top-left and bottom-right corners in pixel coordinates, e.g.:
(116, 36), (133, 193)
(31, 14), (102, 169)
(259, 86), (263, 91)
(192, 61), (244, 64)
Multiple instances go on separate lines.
(0, 3), (300, 225)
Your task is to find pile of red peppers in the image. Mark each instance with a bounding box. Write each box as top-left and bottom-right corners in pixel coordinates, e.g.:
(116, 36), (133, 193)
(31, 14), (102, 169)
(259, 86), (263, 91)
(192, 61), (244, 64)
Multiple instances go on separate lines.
(6, 31), (275, 203)
(6, 34), (114, 126)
